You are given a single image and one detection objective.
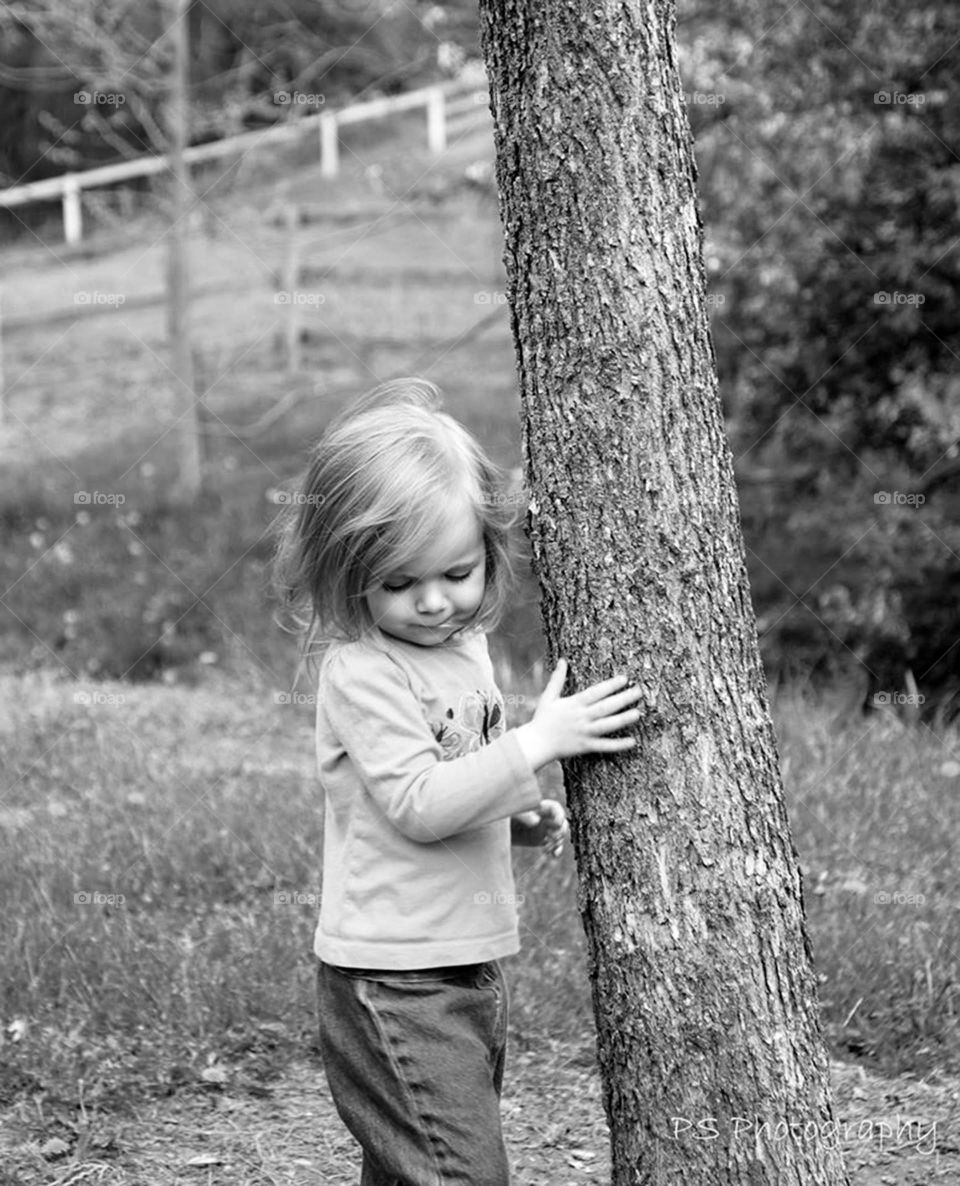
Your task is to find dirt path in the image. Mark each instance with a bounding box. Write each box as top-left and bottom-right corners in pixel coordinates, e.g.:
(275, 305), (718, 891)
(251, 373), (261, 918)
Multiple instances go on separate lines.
(4, 1046), (959, 1184)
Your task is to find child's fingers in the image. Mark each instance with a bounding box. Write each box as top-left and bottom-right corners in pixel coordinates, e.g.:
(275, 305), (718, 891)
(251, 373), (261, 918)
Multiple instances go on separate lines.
(591, 685), (643, 715)
(592, 707), (642, 735)
(547, 818), (569, 858)
(538, 798), (564, 824)
(582, 733), (637, 753)
(578, 673), (634, 705)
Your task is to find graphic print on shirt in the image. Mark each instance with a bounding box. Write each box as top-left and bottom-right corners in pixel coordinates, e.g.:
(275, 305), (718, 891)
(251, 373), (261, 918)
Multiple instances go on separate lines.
(431, 688), (505, 760)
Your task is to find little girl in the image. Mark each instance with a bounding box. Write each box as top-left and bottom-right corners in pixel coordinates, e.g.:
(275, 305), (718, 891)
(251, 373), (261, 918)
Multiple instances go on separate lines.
(273, 378), (641, 1185)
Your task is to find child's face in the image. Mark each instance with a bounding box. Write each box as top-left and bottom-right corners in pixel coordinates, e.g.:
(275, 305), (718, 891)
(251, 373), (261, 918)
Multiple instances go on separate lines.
(366, 512), (487, 647)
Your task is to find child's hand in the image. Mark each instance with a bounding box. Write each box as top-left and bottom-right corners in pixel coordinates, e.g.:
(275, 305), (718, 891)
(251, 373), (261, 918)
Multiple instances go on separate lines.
(512, 799), (570, 857)
(515, 658), (641, 772)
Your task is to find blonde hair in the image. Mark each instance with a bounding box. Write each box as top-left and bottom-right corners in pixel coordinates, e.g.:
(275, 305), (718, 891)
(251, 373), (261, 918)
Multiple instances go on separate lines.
(272, 378), (520, 670)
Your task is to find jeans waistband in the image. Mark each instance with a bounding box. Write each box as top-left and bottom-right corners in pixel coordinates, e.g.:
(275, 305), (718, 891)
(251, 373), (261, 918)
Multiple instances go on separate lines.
(328, 962), (487, 980)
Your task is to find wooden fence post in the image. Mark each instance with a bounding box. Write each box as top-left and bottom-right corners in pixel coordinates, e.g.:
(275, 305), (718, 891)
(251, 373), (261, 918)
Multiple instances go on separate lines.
(426, 87), (446, 154)
(281, 203), (302, 371)
(0, 286), (5, 426)
(63, 177), (82, 245)
(320, 114), (339, 178)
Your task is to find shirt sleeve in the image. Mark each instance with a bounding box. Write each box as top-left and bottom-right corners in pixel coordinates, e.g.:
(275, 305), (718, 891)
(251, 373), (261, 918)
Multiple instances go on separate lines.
(321, 648), (541, 843)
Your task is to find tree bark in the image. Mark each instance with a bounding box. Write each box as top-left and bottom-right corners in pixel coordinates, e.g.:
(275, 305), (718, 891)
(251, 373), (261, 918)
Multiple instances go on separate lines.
(478, 3), (849, 1182)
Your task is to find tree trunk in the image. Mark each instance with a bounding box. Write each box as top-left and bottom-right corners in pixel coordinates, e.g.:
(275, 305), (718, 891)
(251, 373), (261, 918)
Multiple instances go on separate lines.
(478, 3), (849, 1183)
(166, 0), (202, 504)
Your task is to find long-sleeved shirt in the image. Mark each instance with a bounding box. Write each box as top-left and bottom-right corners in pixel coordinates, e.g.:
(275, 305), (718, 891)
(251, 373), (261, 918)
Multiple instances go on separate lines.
(313, 627), (542, 969)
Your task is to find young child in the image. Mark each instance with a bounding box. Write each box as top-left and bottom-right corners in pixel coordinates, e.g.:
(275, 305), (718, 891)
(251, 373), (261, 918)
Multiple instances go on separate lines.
(273, 378), (642, 1185)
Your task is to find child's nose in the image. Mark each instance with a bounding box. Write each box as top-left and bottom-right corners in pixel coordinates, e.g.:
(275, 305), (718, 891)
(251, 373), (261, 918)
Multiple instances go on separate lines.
(416, 583), (447, 614)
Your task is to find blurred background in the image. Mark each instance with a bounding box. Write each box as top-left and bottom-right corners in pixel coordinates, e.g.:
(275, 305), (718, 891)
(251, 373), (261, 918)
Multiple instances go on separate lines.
(0, 0), (957, 704)
(2, 0), (960, 1163)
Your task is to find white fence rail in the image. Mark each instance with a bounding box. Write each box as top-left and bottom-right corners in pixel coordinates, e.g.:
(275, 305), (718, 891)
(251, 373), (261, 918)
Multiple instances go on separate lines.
(0, 79), (487, 245)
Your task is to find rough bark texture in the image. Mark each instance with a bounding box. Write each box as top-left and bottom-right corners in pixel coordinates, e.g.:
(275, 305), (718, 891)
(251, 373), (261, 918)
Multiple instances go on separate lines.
(478, 2), (850, 1182)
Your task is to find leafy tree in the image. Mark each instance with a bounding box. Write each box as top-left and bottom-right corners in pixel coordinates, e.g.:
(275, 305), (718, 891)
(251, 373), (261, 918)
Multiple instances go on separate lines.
(679, 0), (960, 700)
(0, 0), (442, 184)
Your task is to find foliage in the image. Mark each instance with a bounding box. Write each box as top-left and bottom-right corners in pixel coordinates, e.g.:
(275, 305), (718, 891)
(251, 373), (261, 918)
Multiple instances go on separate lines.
(0, 0), (443, 185)
(679, 0), (960, 700)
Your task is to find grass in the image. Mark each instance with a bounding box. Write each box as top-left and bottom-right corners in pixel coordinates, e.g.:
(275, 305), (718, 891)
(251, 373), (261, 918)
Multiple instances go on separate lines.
(2, 665), (960, 1119)
(776, 688), (960, 1075)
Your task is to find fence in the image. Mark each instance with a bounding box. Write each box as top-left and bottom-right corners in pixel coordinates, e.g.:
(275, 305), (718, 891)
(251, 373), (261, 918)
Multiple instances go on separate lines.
(275, 200), (507, 372)
(0, 79), (487, 246)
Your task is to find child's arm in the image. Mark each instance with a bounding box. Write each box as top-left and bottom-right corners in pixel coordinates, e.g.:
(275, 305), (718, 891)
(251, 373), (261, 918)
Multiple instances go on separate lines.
(323, 650), (639, 845)
(322, 648), (543, 842)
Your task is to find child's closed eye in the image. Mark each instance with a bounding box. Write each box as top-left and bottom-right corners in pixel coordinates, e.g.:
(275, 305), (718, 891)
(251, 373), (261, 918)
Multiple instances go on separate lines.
(381, 568), (474, 593)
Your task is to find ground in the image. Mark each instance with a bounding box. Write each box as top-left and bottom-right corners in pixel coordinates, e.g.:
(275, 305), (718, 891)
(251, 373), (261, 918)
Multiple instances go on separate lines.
(2, 1046), (958, 1184)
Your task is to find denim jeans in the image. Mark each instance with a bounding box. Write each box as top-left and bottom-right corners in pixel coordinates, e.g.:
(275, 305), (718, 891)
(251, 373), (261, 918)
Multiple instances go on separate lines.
(316, 960), (510, 1186)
